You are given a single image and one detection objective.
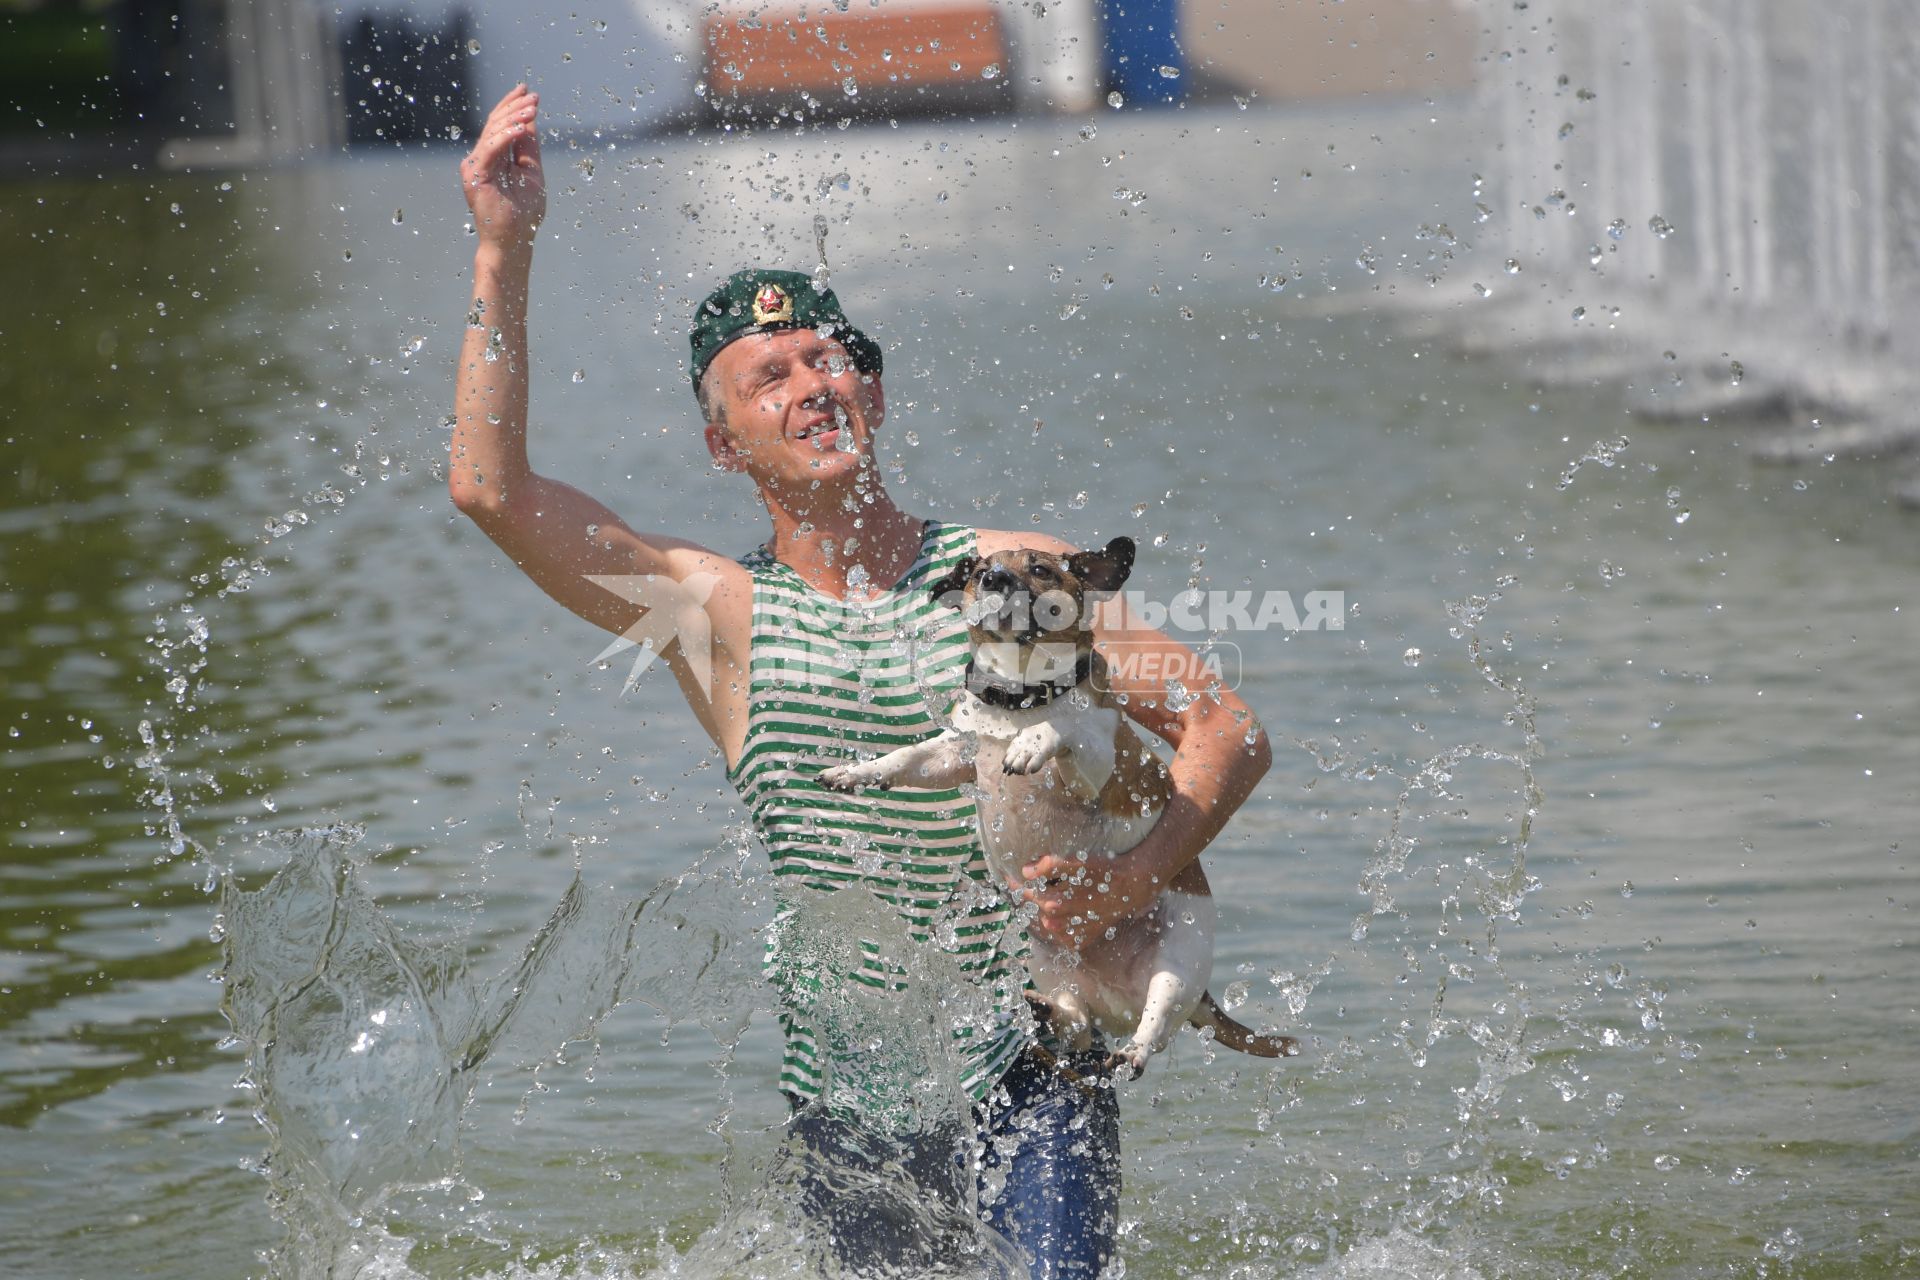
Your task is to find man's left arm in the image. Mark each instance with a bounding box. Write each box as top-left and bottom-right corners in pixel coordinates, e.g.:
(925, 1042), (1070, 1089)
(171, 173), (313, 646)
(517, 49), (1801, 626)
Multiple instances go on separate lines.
(988, 536), (1273, 943)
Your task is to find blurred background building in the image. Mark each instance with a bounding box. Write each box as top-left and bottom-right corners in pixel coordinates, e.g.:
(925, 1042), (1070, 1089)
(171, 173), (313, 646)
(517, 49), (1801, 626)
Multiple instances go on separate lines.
(1, 0), (1477, 169)
(9, 0), (1914, 449)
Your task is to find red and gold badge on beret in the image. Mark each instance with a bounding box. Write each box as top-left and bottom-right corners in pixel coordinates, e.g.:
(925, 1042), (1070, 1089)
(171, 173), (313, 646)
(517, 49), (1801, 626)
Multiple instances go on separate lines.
(751, 283), (793, 325)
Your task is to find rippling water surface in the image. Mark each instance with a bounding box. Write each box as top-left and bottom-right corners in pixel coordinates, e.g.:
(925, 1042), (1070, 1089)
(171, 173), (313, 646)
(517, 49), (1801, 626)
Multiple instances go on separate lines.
(3, 98), (1915, 1278)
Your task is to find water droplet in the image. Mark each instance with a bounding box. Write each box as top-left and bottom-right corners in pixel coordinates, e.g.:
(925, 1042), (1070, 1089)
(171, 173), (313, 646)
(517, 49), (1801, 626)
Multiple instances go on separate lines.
(842, 76), (859, 97)
(1402, 648), (1424, 667)
(1472, 282), (1491, 298)
(1107, 91), (1124, 108)
(1474, 202), (1493, 223)
(1572, 306), (1586, 321)
(1607, 218), (1628, 240)
(1504, 258), (1522, 275)
(1558, 121), (1574, 140)
(466, 38), (480, 55)
(1729, 359), (1744, 385)
(571, 369), (586, 384)
(391, 208), (404, 225)
(1653, 1154), (1679, 1172)
(981, 63), (1000, 80)
(1157, 64), (1181, 79)
(1648, 214), (1676, 239)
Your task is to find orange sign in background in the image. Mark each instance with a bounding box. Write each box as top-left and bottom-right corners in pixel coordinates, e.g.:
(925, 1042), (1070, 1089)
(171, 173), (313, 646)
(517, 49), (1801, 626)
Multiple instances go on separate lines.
(702, 3), (1009, 105)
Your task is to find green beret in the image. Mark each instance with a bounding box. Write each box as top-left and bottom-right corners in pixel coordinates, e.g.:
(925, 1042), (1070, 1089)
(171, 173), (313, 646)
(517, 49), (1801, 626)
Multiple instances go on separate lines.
(688, 268), (884, 395)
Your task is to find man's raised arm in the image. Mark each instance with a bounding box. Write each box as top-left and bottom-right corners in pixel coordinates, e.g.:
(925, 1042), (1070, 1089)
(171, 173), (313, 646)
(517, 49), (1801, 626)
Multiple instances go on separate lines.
(449, 86), (739, 640)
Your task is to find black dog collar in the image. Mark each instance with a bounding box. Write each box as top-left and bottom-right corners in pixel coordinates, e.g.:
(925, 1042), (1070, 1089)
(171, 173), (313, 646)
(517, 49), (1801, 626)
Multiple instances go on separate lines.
(965, 652), (1094, 710)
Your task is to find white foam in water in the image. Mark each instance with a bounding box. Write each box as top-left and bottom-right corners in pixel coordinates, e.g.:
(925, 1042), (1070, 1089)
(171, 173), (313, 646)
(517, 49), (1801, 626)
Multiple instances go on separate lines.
(1298, 1228), (1485, 1280)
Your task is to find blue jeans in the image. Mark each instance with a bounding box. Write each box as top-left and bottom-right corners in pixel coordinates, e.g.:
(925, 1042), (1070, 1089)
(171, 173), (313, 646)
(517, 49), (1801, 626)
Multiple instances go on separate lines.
(788, 1047), (1121, 1278)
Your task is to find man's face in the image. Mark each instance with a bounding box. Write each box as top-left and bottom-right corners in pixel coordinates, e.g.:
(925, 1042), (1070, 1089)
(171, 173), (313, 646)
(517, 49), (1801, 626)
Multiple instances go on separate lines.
(702, 328), (884, 495)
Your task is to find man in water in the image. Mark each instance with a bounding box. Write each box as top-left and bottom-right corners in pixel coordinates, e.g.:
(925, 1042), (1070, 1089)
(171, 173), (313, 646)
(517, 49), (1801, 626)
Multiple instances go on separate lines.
(450, 84), (1271, 1277)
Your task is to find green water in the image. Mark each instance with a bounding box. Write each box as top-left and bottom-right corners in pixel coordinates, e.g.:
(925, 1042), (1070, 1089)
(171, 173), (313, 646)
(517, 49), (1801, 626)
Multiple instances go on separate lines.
(2, 100), (1916, 1277)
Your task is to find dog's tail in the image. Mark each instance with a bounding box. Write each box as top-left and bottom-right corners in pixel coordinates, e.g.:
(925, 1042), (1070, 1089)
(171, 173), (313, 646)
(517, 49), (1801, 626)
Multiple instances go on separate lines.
(1192, 991), (1302, 1058)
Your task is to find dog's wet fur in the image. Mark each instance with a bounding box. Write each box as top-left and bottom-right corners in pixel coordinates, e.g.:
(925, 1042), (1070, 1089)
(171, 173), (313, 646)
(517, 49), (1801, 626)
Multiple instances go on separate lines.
(821, 537), (1300, 1076)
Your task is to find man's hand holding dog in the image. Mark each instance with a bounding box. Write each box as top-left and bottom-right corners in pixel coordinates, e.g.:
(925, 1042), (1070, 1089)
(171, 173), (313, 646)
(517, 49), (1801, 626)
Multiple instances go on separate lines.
(1018, 851), (1163, 946)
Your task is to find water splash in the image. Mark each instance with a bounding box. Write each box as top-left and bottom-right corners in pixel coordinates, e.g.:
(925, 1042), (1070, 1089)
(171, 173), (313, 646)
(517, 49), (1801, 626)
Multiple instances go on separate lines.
(222, 826), (764, 1274)
(221, 827), (1030, 1278)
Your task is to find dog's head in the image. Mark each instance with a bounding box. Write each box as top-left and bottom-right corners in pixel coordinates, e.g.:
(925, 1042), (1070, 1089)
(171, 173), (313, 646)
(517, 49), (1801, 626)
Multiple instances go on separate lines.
(928, 537), (1135, 652)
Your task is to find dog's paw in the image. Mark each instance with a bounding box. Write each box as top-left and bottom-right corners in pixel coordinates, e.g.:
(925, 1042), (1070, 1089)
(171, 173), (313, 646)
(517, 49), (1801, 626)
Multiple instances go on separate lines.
(819, 765), (883, 793)
(1103, 1045), (1149, 1081)
(1003, 725), (1065, 775)
(1001, 749), (1045, 776)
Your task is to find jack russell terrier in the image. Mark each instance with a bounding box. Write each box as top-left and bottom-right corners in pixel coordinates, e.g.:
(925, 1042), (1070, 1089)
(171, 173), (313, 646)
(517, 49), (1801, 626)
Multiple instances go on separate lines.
(822, 536), (1299, 1076)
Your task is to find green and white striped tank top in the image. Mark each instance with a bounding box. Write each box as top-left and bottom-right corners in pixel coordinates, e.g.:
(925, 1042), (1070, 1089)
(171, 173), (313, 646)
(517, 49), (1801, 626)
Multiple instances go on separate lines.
(725, 519), (1030, 1104)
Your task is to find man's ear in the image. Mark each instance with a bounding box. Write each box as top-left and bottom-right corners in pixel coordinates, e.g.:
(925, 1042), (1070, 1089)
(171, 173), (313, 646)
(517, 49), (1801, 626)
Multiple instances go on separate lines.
(1067, 537), (1135, 594)
(927, 554), (980, 609)
(705, 421), (745, 472)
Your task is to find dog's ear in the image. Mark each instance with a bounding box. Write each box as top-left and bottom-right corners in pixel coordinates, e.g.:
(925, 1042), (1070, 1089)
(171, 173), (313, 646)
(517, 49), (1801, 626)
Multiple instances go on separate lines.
(1067, 537), (1135, 594)
(927, 554), (981, 610)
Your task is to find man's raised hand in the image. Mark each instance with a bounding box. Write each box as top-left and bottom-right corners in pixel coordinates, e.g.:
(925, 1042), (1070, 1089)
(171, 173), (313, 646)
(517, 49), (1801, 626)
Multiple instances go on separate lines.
(460, 84), (547, 251)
